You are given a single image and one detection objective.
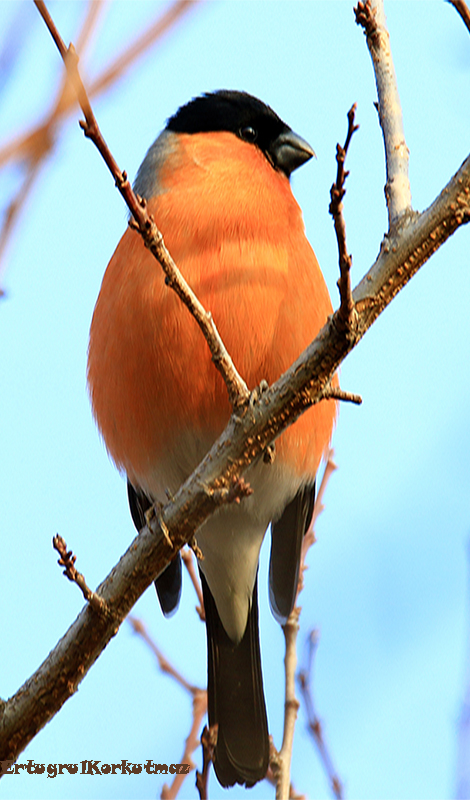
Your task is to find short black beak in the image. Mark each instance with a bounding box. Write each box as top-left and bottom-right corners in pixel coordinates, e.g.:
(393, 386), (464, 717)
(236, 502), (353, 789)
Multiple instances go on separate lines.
(270, 129), (315, 176)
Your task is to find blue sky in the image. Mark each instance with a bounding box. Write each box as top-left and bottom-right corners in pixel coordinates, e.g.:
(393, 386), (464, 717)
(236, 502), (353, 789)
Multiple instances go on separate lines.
(1, 2), (470, 799)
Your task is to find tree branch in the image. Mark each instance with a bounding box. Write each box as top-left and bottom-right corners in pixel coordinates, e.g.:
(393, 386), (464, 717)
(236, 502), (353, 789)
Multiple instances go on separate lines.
(329, 103), (359, 333)
(273, 452), (338, 798)
(53, 534), (110, 617)
(355, 0), (413, 228)
(2, 0), (469, 771)
(298, 631), (343, 799)
(128, 617), (207, 799)
(448, 0), (470, 35)
(275, 608), (301, 800)
(33, 0), (250, 410)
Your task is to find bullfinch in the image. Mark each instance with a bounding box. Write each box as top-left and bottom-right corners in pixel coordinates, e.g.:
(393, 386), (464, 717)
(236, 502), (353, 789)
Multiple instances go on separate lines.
(87, 90), (337, 788)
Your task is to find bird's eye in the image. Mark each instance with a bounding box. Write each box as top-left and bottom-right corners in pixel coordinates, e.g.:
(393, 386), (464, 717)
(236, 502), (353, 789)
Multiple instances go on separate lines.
(240, 126), (257, 143)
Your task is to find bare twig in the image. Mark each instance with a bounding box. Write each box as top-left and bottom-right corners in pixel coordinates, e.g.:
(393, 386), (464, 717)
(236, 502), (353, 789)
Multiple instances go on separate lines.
(88, 1), (198, 98)
(181, 549), (205, 621)
(274, 452), (340, 799)
(329, 103), (359, 333)
(275, 608), (301, 800)
(320, 382), (362, 406)
(300, 450), (338, 579)
(448, 0), (470, 34)
(355, 0), (413, 227)
(266, 762), (306, 800)
(128, 616), (200, 695)
(161, 689), (207, 800)
(52, 535), (110, 617)
(33, 0), (250, 411)
(298, 631), (343, 800)
(0, 1), (105, 287)
(309, 451), (338, 534)
(273, 452), (337, 799)
(196, 725), (217, 800)
(0, 1), (198, 289)
(128, 616), (207, 799)
(0, 159), (42, 293)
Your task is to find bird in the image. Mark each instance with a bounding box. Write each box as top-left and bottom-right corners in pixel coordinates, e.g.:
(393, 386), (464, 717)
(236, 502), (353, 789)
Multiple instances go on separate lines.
(87, 90), (337, 788)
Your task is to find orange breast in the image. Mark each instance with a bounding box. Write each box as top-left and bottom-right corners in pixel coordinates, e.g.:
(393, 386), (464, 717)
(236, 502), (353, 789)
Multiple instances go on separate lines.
(87, 132), (337, 485)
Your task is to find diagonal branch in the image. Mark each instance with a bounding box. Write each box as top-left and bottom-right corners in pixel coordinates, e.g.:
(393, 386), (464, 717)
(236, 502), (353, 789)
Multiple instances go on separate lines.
(448, 0), (470, 35)
(298, 631), (343, 799)
(0, 1), (199, 290)
(33, 0), (250, 409)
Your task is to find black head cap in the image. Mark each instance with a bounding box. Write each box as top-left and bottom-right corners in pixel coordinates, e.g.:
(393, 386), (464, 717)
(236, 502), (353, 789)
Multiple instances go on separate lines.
(166, 90), (314, 177)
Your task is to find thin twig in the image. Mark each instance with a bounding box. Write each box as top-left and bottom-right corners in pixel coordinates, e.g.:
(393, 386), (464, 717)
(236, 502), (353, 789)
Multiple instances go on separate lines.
(52, 535), (110, 617)
(447, 0), (470, 35)
(297, 631), (343, 800)
(181, 549), (205, 621)
(355, 0), (413, 227)
(128, 617), (200, 695)
(265, 763), (306, 800)
(0, 2), (198, 293)
(196, 725), (218, 800)
(298, 450), (337, 595)
(309, 450), (338, 534)
(273, 451), (337, 799)
(297, 454), (343, 799)
(127, 617), (207, 799)
(275, 608), (301, 800)
(329, 104), (359, 333)
(0, 1), (105, 289)
(0, 159), (42, 293)
(88, 1), (198, 98)
(320, 383), (362, 406)
(161, 689), (207, 800)
(33, 0), (249, 410)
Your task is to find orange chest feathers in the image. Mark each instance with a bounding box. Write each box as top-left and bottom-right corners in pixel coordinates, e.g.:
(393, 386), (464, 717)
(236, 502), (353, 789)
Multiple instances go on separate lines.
(87, 132), (337, 484)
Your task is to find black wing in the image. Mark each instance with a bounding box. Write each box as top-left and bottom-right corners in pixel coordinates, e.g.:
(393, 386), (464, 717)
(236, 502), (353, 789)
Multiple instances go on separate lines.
(269, 481), (315, 623)
(127, 479), (182, 616)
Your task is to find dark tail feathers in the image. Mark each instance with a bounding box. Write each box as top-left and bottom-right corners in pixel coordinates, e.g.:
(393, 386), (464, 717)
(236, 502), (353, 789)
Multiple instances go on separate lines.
(201, 571), (269, 787)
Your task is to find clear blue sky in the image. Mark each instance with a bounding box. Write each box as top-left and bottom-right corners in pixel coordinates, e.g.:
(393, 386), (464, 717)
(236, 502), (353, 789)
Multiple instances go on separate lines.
(1, 2), (470, 799)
